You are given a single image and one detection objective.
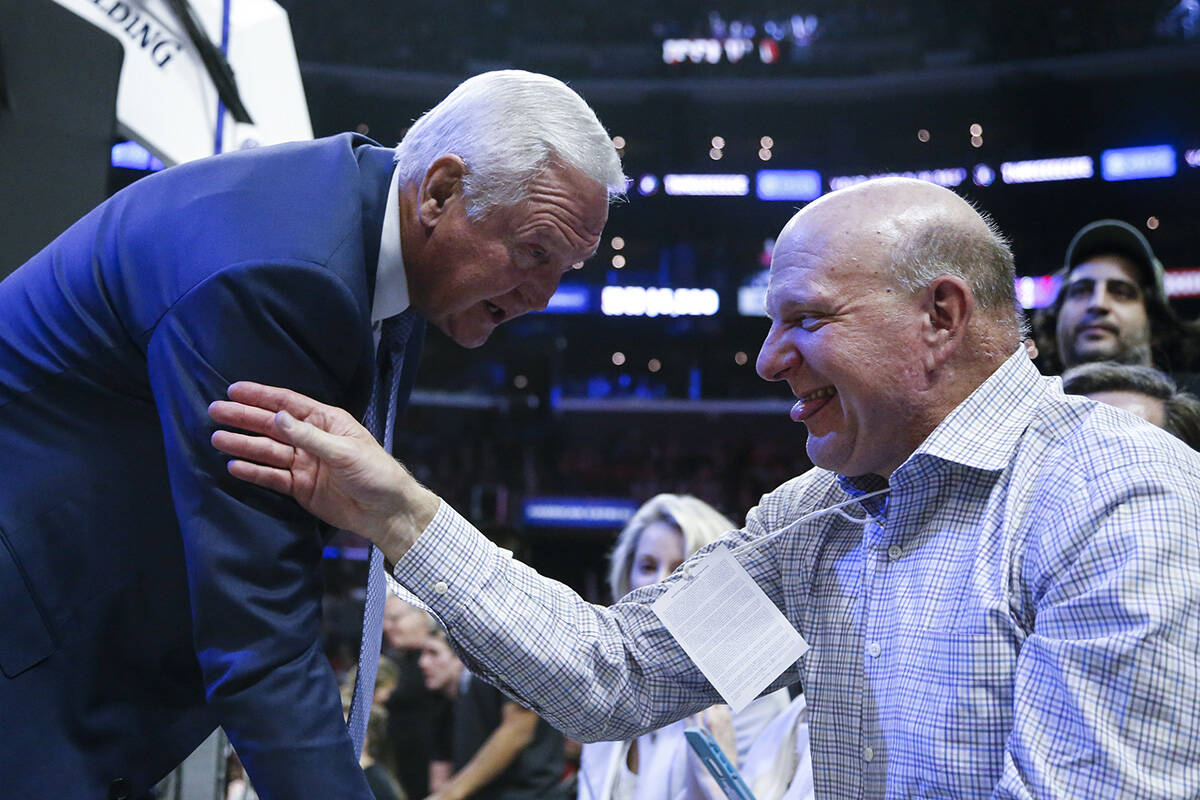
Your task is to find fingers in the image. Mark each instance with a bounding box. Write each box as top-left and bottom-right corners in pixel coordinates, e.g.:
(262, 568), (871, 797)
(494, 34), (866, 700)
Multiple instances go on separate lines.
(220, 383), (369, 441)
(209, 400), (279, 435)
(225, 458), (295, 495)
(227, 381), (330, 419)
(211, 408), (350, 467)
(274, 409), (352, 462)
(211, 429), (295, 468)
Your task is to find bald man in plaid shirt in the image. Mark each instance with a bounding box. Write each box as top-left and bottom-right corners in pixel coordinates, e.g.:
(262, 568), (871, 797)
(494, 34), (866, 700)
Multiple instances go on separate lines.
(213, 178), (1200, 799)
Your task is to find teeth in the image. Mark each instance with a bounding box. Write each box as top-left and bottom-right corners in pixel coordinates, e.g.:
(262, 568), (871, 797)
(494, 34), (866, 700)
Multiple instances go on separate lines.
(802, 387), (836, 401)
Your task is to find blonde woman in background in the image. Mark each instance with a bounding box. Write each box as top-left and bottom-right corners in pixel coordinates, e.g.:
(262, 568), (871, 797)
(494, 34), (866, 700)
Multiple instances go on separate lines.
(577, 494), (801, 800)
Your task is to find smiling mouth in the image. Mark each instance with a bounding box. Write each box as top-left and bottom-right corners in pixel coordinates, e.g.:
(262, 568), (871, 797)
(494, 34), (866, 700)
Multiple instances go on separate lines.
(790, 386), (837, 422)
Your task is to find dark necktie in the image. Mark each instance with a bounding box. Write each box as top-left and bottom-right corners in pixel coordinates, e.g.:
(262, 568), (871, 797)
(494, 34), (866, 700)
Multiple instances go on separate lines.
(347, 308), (417, 756)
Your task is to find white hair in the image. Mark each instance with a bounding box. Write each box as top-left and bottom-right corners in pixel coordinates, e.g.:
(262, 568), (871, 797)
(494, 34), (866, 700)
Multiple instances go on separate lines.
(608, 494), (736, 600)
(394, 70), (626, 219)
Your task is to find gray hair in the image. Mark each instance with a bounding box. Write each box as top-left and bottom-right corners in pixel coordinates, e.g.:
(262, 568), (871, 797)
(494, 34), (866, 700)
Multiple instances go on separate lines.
(890, 212), (1018, 324)
(394, 70), (626, 219)
(608, 494), (736, 599)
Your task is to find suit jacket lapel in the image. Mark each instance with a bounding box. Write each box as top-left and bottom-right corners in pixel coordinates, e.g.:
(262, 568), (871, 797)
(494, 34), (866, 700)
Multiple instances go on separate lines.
(352, 137), (425, 420)
(353, 136), (397, 304)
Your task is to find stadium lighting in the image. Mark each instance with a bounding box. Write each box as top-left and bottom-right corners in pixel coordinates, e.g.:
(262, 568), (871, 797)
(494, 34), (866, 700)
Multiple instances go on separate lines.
(663, 174), (750, 196)
(830, 168), (966, 190)
(601, 286), (720, 317)
(1000, 156), (1093, 184)
(756, 169), (822, 201)
(1100, 145), (1177, 181)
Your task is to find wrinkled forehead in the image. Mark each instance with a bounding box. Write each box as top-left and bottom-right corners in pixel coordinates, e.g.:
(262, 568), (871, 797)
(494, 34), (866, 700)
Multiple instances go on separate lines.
(517, 168), (609, 254)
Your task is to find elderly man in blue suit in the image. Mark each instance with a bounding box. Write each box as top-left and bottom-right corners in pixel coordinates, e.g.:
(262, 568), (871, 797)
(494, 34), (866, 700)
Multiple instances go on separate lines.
(0, 70), (623, 799)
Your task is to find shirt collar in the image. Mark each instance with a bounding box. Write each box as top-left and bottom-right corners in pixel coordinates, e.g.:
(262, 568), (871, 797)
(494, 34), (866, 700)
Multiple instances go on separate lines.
(372, 166), (410, 325)
(905, 346), (1053, 473)
(835, 472), (891, 520)
(836, 348), (1055, 492)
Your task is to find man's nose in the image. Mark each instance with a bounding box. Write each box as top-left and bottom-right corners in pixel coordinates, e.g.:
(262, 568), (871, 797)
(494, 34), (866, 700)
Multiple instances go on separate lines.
(756, 324), (794, 381)
(1087, 284), (1112, 311)
(523, 271), (561, 312)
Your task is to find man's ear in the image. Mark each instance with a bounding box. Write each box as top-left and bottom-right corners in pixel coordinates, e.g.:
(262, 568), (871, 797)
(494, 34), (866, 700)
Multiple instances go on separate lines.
(922, 275), (974, 366)
(417, 155), (467, 227)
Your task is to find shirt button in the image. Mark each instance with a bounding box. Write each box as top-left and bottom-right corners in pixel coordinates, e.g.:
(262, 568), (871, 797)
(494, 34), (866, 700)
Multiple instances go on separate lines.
(868, 642), (882, 658)
(887, 545), (903, 560)
(863, 746), (875, 762)
(432, 580), (449, 595)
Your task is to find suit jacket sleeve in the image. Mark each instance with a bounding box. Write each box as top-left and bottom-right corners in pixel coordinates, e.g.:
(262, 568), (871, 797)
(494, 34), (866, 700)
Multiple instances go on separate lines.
(146, 259), (375, 799)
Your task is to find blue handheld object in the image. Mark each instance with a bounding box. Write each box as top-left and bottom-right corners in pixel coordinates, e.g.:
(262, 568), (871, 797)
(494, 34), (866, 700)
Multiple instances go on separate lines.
(684, 726), (758, 800)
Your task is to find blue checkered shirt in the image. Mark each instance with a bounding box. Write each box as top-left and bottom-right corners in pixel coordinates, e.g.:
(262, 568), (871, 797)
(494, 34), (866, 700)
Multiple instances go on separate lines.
(396, 350), (1200, 798)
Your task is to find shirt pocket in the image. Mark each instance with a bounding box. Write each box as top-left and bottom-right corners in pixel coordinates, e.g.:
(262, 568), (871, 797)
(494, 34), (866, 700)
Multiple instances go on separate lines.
(893, 629), (1018, 795)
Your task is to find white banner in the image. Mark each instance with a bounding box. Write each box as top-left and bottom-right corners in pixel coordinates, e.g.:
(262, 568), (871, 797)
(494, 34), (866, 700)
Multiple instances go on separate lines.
(51, 0), (312, 165)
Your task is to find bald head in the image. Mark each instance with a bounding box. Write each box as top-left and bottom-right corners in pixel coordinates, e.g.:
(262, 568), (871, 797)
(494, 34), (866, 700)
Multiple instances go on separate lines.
(786, 177), (978, 233)
(777, 178), (1017, 324)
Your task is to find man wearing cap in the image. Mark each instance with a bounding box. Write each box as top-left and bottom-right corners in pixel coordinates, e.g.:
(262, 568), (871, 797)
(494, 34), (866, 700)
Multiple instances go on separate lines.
(1041, 220), (1200, 389)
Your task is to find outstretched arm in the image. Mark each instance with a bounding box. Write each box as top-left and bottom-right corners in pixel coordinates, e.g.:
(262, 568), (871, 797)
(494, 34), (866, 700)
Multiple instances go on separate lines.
(210, 380), (803, 745)
(209, 380), (439, 563)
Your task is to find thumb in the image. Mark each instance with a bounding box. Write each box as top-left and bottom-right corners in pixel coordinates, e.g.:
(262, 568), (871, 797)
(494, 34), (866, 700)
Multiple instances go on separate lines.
(275, 409), (347, 461)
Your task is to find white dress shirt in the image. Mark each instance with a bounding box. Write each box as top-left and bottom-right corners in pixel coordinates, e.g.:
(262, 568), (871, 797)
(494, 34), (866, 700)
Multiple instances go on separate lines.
(372, 165), (410, 349)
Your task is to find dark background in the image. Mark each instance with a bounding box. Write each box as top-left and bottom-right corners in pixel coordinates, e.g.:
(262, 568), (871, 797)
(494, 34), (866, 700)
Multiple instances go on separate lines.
(5, 0), (1200, 597)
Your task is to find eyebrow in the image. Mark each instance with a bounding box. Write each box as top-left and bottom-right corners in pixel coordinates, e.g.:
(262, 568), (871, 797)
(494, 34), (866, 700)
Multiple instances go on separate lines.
(568, 226), (602, 261)
(768, 295), (823, 315)
(524, 229), (598, 263)
(562, 237), (600, 265)
(1066, 277), (1141, 290)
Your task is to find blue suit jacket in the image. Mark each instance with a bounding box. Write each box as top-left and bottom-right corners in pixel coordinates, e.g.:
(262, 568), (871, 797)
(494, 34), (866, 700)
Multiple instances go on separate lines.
(0, 134), (423, 798)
